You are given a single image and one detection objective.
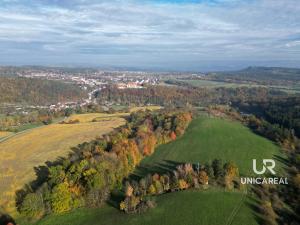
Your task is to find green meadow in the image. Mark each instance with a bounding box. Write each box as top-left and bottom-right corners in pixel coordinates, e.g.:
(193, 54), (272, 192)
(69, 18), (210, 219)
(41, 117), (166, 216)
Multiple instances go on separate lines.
(136, 116), (283, 177)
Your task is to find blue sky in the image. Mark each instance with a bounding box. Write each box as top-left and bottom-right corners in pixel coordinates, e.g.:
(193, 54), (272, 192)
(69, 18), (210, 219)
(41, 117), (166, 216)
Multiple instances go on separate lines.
(0, 0), (299, 71)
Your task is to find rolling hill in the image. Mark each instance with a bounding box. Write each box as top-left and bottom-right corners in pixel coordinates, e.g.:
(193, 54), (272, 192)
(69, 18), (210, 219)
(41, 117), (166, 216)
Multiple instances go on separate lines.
(208, 66), (300, 85)
(0, 77), (87, 105)
(22, 115), (284, 225)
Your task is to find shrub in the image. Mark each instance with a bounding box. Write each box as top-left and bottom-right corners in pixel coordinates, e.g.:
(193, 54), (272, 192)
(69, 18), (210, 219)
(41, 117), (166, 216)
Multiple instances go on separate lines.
(212, 159), (223, 178)
(224, 162), (239, 178)
(154, 180), (163, 194)
(125, 183), (134, 197)
(170, 131), (177, 140)
(50, 183), (73, 213)
(198, 171), (209, 185)
(85, 188), (109, 208)
(148, 184), (156, 195)
(178, 179), (188, 190)
(20, 193), (45, 219)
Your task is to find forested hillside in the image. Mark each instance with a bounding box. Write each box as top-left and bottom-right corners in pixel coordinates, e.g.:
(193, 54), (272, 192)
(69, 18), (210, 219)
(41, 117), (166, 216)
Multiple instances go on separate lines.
(0, 77), (86, 105)
(234, 96), (300, 136)
(96, 85), (284, 107)
(208, 67), (300, 85)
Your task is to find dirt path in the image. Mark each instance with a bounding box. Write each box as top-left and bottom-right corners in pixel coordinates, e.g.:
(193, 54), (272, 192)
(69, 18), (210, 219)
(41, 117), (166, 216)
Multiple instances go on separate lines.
(225, 189), (248, 225)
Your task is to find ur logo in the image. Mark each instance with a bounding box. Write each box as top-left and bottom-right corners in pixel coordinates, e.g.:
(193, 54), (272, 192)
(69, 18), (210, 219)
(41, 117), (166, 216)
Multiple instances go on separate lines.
(253, 159), (276, 175)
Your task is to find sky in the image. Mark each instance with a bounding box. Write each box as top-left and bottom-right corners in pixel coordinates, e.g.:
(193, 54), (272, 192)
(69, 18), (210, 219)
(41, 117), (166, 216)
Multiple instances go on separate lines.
(0, 0), (300, 71)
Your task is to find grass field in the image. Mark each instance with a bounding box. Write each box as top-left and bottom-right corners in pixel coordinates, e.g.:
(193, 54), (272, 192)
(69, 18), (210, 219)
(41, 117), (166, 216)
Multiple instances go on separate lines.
(27, 190), (258, 225)
(130, 106), (161, 112)
(22, 116), (282, 225)
(64, 107), (161, 123)
(181, 79), (300, 93)
(64, 113), (127, 123)
(181, 79), (257, 88)
(136, 116), (283, 177)
(0, 113), (126, 214)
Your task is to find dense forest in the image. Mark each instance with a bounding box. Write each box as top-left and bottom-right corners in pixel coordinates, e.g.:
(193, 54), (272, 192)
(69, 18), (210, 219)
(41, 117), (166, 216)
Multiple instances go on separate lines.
(234, 97), (300, 137)
(0, 77), (86, 105)
(17, 109), (192, 221)
(97, 85), (284, 107)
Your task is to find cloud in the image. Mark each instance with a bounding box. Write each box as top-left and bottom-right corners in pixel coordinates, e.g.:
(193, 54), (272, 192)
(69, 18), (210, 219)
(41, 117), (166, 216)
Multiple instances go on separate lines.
(0, 0), (299, 70)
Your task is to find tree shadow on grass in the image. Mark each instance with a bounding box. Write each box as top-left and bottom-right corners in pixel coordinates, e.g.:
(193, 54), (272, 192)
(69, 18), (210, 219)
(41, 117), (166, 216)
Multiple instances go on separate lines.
(107, 190), (125, 209)
(129, 160), (182, 181)
(0, 212), (17, 225)
(273, 154), (290, 167)
(244, 195), (265, 225)
(108, 160), (182, 209)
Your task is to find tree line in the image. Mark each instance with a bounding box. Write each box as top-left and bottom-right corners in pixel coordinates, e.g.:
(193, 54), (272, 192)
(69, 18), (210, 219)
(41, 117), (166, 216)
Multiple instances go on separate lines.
(120, 160), (240, 213)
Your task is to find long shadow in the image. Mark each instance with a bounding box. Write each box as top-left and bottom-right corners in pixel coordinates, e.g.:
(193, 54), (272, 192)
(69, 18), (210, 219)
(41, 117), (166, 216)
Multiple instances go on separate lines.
(0, 212), (16, 225)
(107, 190), (125, 209)
(109, 160), (183, 209)
(130, 160), (182, 181)
(247, 184), (294, 225)
(244, 196), (265, 225)
(15, 156), (68, 211)
(273, 154), (290, 167)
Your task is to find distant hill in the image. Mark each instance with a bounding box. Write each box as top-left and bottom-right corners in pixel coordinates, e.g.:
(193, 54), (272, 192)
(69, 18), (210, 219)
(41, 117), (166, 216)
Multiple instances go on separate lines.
(0, 66), (99, 76)
(208, 66), (300, 84)
(0, 77), (87, 105)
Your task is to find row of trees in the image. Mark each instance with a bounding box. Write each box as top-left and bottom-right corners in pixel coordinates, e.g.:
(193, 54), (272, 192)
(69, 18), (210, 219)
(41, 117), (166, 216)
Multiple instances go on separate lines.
(18, 109), (193, 221)
(0, 110), (55, 132)
(120, 160), (240, 213)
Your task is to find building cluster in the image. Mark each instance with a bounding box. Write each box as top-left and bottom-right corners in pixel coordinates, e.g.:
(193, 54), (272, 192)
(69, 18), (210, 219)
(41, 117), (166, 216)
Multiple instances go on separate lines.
(6, 67), (203, 114)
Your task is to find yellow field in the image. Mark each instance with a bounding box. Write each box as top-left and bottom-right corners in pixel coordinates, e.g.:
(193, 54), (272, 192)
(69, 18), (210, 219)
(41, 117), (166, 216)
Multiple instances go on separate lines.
(0, 131), (13, 139)
(65, 113), (128, 123)
(63, 106), (161, 123)
(0, 113), (125, 214)
(130, 106), (161, 112)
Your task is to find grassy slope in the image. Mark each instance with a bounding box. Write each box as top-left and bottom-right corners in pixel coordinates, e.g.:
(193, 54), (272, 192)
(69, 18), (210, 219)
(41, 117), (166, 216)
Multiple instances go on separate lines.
(183, 79), (253, 88)
(137, 116), (283, 177)
(183, 79), (300, 93)
(21, 116), (282, 225)
(31, 191), (258, 225)
(0, 113), (125, 214)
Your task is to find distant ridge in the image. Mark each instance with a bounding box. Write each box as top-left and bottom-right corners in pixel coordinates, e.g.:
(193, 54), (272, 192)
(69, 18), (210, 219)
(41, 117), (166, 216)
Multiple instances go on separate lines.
(208, 66), (300, 83)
